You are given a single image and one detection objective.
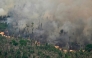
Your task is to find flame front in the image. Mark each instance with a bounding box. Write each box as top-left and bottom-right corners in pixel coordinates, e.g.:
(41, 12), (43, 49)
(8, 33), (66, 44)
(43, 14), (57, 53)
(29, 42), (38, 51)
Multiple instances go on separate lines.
(0, 32), (10, 38)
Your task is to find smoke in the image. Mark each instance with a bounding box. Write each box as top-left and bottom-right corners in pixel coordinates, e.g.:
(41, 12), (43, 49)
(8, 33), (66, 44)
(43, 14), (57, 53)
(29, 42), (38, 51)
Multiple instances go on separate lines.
(1, 0), (92, 48)
(0, 0), (14, 16)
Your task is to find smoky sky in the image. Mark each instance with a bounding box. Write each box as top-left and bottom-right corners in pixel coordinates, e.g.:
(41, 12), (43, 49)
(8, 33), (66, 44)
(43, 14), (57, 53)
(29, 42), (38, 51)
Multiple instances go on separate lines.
(1, 0), (92, 46)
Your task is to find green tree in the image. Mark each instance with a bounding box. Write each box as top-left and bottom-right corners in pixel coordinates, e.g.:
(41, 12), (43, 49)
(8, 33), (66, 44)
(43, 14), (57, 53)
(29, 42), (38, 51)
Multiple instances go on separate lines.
(22, 52), (28, 58)
(0, 23), (7, 31)
(12, 40), (18, 46)
(15, 50), (21, 58)
(4, 51), (7, 58)
(19, 40), (27, 46)
(85, 44), (92, 52)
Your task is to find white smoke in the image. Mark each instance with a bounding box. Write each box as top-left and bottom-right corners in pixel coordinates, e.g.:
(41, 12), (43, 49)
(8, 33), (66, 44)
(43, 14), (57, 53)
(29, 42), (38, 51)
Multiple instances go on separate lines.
(0, 8), (7, 16)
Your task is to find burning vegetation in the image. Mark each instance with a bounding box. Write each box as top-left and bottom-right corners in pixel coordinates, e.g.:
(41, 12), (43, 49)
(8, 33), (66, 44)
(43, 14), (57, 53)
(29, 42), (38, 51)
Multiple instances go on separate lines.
(0, 0), (92, 58)
(4, 0), (92, 50)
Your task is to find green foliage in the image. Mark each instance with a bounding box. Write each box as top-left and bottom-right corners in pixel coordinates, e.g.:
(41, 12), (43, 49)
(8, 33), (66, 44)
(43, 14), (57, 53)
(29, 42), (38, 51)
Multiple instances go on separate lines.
(33, 55), (35, 58)
(85, 44), (92, 52)
(58, 51), (62, 57)
(0, 23), (7, 31)
(29, 50), (34, 54)
(12, 40), (18, 46)
(19, 39), (27, 46)
(0, 35), (5, 40)
(0, 50), (2, 55)
(15, 50), (21, 58)
(39, 43), (58, 51)
(37, 51), (43, 56)
(22, 52), (28, 58)
(38, 52), (46, 58)
(4, 51), (7, 57)
(43, 55), (50, 58)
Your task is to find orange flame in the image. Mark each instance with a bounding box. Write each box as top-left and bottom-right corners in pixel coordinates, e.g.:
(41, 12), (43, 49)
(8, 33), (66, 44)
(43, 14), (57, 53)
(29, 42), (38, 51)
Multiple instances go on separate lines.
(0, 32), (4, 36)
(55, 46), (59, 49)
(0, 32), (10, 38)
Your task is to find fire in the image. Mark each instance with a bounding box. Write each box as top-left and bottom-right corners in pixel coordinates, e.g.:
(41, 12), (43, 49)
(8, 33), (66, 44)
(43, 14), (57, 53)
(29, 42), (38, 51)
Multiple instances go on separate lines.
(55, 46), (63, 51)
(55, 46), (60, 49)
(0, 32), (10, 38)
(54, 45), (77, 53)
(69, 50), (76, 52)
(63, 50), (68, 53)
(0, 32), (4, 36)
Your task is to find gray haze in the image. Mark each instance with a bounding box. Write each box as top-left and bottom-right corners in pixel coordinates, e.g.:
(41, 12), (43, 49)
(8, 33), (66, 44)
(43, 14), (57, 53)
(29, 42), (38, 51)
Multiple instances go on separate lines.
(1, 0), (92, 48)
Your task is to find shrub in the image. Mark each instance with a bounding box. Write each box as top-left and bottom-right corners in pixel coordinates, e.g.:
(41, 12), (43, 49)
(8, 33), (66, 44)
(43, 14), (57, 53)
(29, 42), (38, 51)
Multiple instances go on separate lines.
(12, 40), (18, 46)
(19, 40), (27, 46)
(85, 44), (92, 52)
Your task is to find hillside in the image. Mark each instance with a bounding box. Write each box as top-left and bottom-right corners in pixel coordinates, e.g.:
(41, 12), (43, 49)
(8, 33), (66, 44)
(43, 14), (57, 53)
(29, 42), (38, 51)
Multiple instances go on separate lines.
(0, 35), (63, 58)
(0, 35), (92, 58)
(0, 23), (62, 58)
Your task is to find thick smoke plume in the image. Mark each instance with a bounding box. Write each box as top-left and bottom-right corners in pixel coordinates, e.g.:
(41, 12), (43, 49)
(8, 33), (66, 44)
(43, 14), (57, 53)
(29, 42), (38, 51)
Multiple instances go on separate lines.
(1, 0), (92, 49)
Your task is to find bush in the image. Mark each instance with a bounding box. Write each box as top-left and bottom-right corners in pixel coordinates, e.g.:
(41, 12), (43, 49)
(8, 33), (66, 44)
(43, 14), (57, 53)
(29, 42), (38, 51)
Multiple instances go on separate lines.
(19, 40), (27, 46)
(12, 40), (18, 46)
(0, 23), (7, 31)
(15, 50), (21, 58)
(22, 52), (28, 58)
(29, 50), (34, 54)
(85, 44), (92, 52)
